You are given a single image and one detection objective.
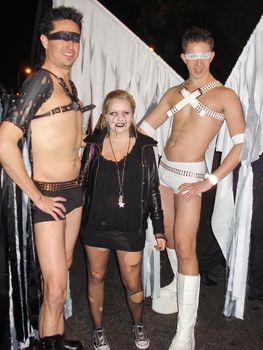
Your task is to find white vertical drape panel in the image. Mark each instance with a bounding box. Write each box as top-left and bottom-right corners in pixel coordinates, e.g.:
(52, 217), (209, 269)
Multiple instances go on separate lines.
(53, 1), (263, 317)
(54, 0), (183, 131)
(214, 16), (263, 319)
(53, 0), (183, 298)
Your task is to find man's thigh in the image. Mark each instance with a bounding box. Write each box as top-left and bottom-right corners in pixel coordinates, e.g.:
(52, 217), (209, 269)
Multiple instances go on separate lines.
(65, 206), (82, 265)
(160, 184), (175, 245)
(174, 194), (202, 243)
(34, 220), (68, 281)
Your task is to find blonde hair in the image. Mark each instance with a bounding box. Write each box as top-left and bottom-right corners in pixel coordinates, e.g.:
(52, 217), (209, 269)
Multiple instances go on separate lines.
(98, 90), (136, 135)
(102, 89), (136, 115)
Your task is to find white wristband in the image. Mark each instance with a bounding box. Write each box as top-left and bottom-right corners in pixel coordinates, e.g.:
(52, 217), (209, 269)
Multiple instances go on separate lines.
(205, 174), (218, 186)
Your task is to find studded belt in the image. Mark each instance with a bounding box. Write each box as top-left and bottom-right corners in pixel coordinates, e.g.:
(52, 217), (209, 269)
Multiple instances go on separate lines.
(160, 160), (205, 179)
(34, 178), (81, 192)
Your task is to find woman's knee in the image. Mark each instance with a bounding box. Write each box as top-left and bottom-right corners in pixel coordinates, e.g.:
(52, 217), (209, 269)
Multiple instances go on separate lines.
(127, 289), (144, 304)
(89, 269), (106, 285)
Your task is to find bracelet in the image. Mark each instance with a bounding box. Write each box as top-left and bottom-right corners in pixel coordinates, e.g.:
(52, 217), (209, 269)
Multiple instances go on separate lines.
(205, 174), (218, 186)
(155, 233), (167, 241)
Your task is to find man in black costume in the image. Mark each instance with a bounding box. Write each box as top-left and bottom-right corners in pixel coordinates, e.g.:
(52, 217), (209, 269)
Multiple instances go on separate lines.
(0, 6), (93, 349)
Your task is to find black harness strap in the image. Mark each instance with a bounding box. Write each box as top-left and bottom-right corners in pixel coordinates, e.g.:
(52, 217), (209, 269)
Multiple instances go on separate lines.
(33, 102), (96, 119)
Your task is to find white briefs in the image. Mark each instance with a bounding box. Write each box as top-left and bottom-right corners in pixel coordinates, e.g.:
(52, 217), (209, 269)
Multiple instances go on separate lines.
(159, 154), (207, 194)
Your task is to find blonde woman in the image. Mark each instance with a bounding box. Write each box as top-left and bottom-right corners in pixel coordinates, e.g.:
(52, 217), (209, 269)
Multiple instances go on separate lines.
(80, 89), (166, 350)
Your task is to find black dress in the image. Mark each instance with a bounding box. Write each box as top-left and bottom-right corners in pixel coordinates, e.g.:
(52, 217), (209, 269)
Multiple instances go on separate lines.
(81, 140), (145, 251)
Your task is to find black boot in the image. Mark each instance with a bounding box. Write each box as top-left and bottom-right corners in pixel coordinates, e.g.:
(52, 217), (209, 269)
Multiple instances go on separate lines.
(57, 334), (84, 350)
(64, 339), (84, 350)
(38, 335), (61, 349)
(38, 334), (84, 350)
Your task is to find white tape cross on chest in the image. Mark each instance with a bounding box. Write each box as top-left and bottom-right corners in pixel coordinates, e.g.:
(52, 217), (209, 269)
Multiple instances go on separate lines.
(167, 80), (224, 121)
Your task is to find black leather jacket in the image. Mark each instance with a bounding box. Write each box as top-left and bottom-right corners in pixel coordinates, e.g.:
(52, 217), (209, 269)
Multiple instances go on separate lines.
(80, 128), (164, 235)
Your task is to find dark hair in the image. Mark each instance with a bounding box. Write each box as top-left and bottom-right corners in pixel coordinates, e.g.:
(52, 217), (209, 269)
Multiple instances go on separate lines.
(181, 27), (214, 52)
(39, 6), (83, 36)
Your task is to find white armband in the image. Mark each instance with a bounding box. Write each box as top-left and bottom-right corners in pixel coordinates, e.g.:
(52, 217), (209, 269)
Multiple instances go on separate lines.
(205, 173), (219, 186)
(231, 133), (244, 145)
(139, 120), (157, 140)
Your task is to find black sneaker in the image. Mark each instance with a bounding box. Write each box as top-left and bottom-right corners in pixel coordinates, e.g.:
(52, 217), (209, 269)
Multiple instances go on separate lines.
(93, 327), (110, 350)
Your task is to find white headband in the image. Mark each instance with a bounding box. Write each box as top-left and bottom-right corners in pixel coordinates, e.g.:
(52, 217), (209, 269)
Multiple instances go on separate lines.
(185, 52), (212, 60)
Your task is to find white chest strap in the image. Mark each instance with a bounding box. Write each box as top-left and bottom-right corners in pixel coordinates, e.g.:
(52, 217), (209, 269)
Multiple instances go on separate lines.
(167, 88), (201, 117)
(167, 80), (225, 121)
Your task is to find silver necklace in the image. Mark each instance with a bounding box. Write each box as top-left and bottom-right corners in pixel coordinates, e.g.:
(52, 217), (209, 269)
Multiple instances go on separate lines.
(108, 136), (131, 208)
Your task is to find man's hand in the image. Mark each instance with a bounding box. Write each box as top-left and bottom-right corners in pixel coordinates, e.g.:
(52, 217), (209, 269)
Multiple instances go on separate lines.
(178, 179), (214, 200)
(34, 195), (67, 221)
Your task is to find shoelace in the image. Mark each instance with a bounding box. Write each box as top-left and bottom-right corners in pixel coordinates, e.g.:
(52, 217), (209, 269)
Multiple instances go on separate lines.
(95, 330), (107, 345)
(135, 325), (146, 340)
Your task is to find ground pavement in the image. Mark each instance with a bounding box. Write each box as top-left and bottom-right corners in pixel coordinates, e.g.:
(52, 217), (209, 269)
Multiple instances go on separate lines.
(64, 240), (263, 350)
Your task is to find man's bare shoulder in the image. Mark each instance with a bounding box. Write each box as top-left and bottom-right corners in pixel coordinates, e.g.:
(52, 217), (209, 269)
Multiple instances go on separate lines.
(210, 85), (241, 109)
(164, 84), (182, 95)
(216, 86), (244, 125)
(160, 84), (182, 104)
(216, 85), (238, 99)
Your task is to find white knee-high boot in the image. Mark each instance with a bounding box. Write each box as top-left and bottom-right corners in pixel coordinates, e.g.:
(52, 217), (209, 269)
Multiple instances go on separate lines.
(152, 248), (178, 314)
(168, 273), (200, 350)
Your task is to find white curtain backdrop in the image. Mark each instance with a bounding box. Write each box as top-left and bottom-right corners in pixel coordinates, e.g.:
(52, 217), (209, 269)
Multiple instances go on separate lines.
(53, 0), (183, 298)
(219, 16), (263, 319)
(54, 0), (263, 317)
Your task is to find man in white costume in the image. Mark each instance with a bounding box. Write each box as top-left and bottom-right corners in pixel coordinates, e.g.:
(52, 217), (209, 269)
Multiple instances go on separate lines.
(140, 27), (245, 350)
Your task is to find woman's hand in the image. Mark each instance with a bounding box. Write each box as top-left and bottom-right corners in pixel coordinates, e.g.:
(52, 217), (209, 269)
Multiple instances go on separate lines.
(154, 236), (166, 251)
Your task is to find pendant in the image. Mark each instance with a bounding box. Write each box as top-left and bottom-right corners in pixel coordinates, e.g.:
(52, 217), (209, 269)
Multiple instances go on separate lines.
(118, 193), (125, 208)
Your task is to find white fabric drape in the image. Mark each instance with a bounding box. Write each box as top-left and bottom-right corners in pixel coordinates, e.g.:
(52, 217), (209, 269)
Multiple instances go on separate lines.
(219, 16), (263, 319)
(53, 1), (263, 317)
(54, 0), (183, 133)
(53, 0), (183, 298)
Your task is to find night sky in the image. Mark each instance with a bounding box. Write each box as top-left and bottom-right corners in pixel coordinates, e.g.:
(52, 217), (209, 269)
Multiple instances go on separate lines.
(0, 0), (262, 92)
(0, 1), (39, 92)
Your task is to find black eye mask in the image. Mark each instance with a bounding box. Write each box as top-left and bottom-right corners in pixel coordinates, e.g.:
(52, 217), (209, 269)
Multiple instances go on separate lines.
(47, 31), (80, 43)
